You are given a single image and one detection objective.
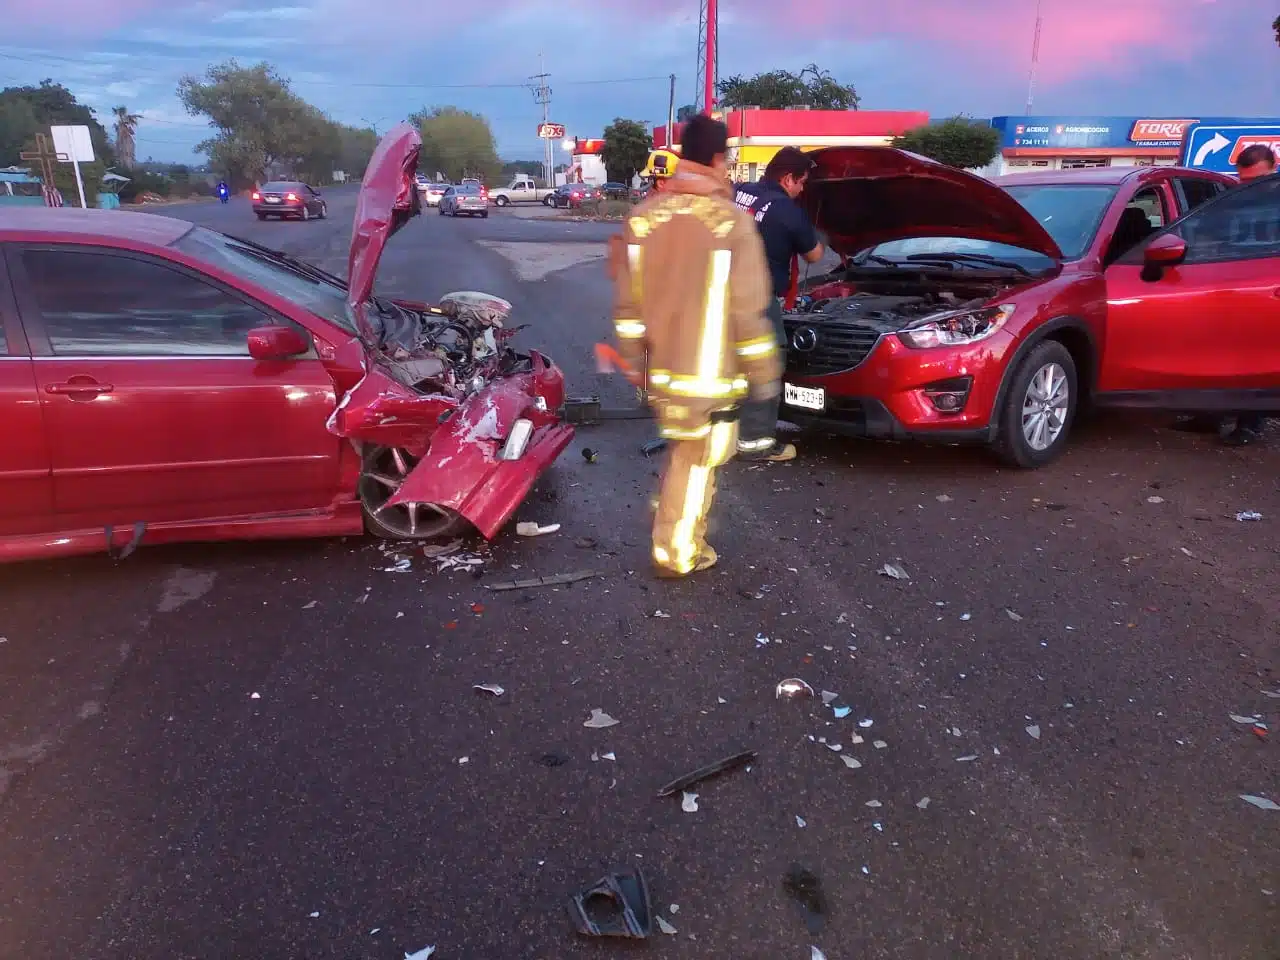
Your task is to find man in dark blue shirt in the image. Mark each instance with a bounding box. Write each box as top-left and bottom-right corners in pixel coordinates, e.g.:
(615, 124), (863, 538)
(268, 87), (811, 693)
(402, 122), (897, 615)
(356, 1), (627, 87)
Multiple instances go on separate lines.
(731, 147), (825, 461)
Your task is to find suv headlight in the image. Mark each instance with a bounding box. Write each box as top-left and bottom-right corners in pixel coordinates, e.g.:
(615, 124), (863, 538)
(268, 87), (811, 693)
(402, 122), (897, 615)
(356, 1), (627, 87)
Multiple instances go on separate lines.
(897, 304), (1015, 349)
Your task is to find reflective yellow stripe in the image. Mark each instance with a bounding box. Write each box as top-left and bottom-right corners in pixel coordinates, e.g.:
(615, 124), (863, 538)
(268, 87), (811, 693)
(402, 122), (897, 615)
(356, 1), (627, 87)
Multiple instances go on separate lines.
(707, 421), (736, 465)
(615, 320), (646, 339)
(647, 370), (749, 400)
(627, 244), (643, 304)
(736, 335), (777, 358)
(738, 437), (774, 452)
(672, 464), (711, 573)
(696, 249), (732, 384)
(659, 423), (711, 440)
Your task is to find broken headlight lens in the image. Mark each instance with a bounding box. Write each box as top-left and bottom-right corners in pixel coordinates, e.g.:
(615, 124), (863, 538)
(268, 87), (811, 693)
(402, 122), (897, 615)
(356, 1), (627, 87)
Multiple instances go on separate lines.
(897, 304), (1015, 349)
(498, 418), (534, 460)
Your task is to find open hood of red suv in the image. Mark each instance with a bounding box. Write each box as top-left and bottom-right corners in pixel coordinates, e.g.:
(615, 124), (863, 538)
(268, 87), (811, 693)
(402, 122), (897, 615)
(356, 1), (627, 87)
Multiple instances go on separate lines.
(802, 146), (1063, 261)
(347, 122), (422, 339)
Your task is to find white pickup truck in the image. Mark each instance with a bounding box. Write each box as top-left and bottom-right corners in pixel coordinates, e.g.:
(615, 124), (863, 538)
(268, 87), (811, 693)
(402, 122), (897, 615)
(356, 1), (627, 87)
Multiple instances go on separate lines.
(488, 176), (556, 206)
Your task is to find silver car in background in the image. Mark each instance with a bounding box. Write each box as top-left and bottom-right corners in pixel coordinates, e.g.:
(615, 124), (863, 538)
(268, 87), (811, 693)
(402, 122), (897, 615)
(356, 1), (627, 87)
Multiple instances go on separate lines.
(439, 183), (489, 218)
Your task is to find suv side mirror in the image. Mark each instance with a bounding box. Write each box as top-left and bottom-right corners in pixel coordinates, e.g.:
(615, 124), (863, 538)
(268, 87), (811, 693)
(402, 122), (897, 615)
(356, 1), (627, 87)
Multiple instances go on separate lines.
(248, 324), (309, 360)
(1143, 232), (1187, 267)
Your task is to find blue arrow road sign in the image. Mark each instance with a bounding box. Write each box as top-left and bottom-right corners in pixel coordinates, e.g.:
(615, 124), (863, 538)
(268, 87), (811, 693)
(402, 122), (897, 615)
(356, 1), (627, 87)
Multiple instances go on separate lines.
(1182, 123), (1280, 174)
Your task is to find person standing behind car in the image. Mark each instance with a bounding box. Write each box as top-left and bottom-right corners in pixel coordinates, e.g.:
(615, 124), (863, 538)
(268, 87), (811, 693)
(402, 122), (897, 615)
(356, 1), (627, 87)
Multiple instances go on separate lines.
(730, 147), (825, 461)
(1222, 144), (1277, 446)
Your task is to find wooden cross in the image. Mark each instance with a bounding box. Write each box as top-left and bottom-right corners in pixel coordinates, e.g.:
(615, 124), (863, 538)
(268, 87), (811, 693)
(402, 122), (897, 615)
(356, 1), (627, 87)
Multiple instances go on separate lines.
(20, 132), (67, 188)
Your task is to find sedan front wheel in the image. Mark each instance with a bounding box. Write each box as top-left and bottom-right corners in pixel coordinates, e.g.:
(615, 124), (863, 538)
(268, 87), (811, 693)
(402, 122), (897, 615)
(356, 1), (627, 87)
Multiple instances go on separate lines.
(358, 445), (469, 541)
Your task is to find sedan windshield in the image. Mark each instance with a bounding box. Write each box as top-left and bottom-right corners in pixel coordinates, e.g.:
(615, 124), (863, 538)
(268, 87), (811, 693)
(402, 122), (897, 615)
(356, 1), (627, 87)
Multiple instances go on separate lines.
(173, 226), (357, 334)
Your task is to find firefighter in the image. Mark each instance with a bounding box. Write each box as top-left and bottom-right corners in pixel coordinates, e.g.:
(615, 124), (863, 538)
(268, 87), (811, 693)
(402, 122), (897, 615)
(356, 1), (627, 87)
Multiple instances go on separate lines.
(612, 114), (782, 578)
(641, 148), (679, 194)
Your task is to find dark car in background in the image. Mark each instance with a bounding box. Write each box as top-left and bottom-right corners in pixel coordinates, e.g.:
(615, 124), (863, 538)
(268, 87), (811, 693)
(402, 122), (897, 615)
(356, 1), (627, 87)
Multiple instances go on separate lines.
(550, 183), (602, 208)
(252, 181), (327, 221)
(602, 182), (630, 200)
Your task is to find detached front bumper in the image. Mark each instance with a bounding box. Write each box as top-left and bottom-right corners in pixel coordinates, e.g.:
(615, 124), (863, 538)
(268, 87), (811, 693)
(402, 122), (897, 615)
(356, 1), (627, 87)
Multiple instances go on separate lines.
(783, 330), (1014, 443)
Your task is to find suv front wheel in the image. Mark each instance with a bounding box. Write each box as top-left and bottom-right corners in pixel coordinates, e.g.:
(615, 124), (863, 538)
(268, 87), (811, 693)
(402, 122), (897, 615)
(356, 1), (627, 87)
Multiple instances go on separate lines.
(993, 340), (1077, 469)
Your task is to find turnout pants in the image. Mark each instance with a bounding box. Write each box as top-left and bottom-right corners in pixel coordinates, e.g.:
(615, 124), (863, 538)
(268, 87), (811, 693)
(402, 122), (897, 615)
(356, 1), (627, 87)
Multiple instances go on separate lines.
(737, 298), (787, 456)
(652, 419), (738, 576)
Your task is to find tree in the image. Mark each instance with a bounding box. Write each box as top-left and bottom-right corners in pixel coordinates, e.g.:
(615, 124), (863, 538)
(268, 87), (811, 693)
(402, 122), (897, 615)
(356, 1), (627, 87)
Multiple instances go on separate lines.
(601, 118), (651, 185)
(337, 124), (377, 178)
(501, 160), (544, 180)
(676, 104), (698, 122)
(1274, 14), (1279, 46)
(410, 106), (500, 183)
(892, 117), (1001, 170)
(178, 60), (321, 186)
(0, 80), (115, 168)
(112, 105), (140, 169)
(717, 64), (858, 111)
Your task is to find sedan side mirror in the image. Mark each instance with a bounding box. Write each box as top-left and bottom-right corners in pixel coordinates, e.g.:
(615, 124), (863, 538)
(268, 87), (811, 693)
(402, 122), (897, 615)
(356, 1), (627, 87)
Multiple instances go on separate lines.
(1143, 232), (1187, 267)
(247, 324), (309, 360)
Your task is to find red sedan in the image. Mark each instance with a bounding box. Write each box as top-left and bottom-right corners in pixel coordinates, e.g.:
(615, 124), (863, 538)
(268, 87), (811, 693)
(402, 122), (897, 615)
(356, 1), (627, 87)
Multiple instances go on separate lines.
(0, 123), (573, 563)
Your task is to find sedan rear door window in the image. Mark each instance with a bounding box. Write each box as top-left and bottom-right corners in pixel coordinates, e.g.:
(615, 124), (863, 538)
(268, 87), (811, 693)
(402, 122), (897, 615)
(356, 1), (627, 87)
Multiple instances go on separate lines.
(20, 249), (268, 356)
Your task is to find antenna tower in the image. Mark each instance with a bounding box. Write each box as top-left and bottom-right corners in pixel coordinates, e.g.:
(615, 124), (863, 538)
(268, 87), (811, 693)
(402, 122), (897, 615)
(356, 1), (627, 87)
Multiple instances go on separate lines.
(695, 0), (719, 113)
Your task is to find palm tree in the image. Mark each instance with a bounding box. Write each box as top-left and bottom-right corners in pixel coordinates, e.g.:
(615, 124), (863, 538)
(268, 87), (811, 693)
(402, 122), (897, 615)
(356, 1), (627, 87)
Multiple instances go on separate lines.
(113, 106), (140, 169)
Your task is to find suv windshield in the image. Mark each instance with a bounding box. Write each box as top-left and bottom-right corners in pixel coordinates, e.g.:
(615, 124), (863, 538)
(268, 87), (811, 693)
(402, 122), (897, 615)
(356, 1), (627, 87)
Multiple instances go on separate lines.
(865, 183), (1118, 265)
(173, 225), (357, 333)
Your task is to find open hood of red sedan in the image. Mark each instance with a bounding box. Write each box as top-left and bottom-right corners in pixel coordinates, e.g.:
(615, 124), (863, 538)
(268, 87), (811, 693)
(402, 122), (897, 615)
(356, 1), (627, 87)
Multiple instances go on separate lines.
(348, 122), (422, 339)
(802, 146), (1063, 261)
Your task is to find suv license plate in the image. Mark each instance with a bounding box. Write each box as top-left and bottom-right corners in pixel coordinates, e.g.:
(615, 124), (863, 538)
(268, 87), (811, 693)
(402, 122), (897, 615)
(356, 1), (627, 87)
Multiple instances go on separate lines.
(784, 383), (825, 411)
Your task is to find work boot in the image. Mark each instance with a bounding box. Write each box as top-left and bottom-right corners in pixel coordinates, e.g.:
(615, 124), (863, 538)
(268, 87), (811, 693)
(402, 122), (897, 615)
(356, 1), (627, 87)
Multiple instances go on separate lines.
(654, 546), (718, 579)
(740, 441), (797, 463)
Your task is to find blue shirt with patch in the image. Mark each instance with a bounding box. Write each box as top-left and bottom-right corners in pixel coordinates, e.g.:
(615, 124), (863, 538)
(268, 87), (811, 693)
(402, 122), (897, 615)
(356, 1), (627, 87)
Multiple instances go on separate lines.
(732, 180), (819, 299)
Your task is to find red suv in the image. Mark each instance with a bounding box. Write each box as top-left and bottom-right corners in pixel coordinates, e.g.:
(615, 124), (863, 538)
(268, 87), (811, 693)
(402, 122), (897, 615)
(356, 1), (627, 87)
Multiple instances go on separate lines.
(782, 149), (1273, 467)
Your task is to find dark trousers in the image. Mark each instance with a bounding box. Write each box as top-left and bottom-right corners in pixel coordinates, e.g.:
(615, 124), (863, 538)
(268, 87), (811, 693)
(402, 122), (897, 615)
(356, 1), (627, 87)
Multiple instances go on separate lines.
(737, 298), (787, 455)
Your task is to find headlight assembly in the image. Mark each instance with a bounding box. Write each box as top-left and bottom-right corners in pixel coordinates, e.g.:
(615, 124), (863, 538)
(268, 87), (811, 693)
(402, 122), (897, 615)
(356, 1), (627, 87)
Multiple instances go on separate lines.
(897, 304), (1015, 349)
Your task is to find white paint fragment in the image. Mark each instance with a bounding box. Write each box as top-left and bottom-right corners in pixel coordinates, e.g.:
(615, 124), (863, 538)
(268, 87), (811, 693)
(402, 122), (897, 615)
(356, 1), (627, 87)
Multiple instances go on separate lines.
(682, 792), (699, 813)
(404, 947), (436, 960)
(656, 915), (677, 935)
(840, 755), (862, 770)
(795, 815), (806, 828)
(584, 709), (619, 728)
(1240, 795), (1280, 811)
(1026, 725), (1041, 740)
(917, 797), (931, 809)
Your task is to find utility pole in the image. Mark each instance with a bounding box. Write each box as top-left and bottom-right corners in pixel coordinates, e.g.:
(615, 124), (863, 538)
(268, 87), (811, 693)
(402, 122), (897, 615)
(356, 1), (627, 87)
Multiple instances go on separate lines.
(529, 53), (553, 186)
(667, 73), (676, 148)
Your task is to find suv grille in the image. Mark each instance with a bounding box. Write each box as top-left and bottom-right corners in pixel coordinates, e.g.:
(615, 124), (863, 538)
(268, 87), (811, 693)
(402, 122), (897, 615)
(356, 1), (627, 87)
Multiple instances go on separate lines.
(783, 316), (882, 375)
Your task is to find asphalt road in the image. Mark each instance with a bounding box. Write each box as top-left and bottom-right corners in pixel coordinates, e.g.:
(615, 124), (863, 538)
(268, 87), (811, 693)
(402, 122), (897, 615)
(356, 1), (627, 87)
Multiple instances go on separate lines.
(1, 188), (1277, 960)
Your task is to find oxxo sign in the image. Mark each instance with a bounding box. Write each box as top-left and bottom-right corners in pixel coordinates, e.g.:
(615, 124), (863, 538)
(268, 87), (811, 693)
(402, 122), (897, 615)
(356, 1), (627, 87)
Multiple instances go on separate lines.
(537, 123), (566, 140)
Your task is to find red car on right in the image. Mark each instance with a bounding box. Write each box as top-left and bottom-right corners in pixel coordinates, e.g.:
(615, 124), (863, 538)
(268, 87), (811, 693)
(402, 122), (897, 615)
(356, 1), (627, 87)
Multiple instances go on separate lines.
(784, 150), (1279, 467)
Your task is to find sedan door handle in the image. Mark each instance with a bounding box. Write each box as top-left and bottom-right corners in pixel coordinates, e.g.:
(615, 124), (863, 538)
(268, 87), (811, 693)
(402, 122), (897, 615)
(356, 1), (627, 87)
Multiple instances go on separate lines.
(46, 381), (114, 395)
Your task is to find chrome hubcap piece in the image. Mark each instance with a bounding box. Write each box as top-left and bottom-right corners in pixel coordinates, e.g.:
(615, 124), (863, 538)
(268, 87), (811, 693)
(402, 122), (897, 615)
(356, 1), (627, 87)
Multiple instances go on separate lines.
(359, 447), (453, 539)
(1021, 362), (1069, 452)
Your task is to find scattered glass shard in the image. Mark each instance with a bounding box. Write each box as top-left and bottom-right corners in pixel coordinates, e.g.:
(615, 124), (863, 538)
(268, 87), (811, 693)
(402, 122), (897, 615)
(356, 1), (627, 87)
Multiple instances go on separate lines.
(1240, 794), (1280, 811)
(655, 915), (677, 935)
(950, 727), (962, 737)
(515, 521), (560, 537)
(960, 613), (971, 621)
(879, 562), (910, 580)
(1006, 609), (1023, 621)
(302, 600), (317, 609)
(858, 719), (873, 728)
(917, 797), (931, 809)
(776, 678), (815, 699)
(812, 948), (828, 960)
(584, 708), (620, 728)
(821, 690), (839, 705)
(872, 740), (887, 749)
(865, 800), (881, 808)
(1146, 496), (1165, 504)
(1231, 714), (1262, 724)
(956, 755), (978, 762)
(653, 610), (672, 618)
(602, 752), (616, 762)
(833, 706), (852, 719)
(840, 755), (862, 769)
(936, 494), (952, 503)
(669, 904), (679, 914)
(404, 947), (436, 960)
(795, 815), (806, 828)
(1026, 725), (1041, 740)
(682, 792), (699, 813)
(825, 743), (842, 752)
(250, 692), (261, 700)
(1236, 511), (1262, 521)
(474, 684), (505, 697)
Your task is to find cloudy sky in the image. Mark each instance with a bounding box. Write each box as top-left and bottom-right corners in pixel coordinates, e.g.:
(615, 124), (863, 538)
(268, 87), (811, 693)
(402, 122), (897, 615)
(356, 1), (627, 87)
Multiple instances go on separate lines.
(2, 0), (1276, 164)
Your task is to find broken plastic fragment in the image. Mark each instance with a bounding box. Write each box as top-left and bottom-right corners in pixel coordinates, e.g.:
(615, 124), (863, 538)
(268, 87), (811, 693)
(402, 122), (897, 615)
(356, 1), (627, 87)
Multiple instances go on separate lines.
(956, 754), (978, 762)
(655, 915), (677, 935)
(568, 867), (652, 938)
(302, 600), (317, 609)
(658, 750), (756, 797)
(1236, 511), (1262, 521)
(250, 692), (261, 700)
(821, 690), (839, 705)
(584, 708), (620, 729)
(812, 948), (828, 960)
(422, 538), (463, 558)
(795, 815), (806, 828)
(383, 557), (412, 573)
(1026, 725), (1041, 740)
(960, 613), (971, 621)
(474, 684), (505, 697)
(1240, 794), (1280, 811)
(825, 743), (843, 753)
(602, 751), (616, 762)
(516, 521), (560, 537)
(1230, 714), (1262, 725)
(309, 911), (319, 918)
(917, 797), (931, 809)
(485, 570), (598, 591)
(936, 494), (952, 503)
(858, 718), (873, 728)
(840, 755), (862, 770)
(865, 800), (881, 808)
(872, 740), (887, 749)
(1146, 495), (1165, 504)
(1006, 609), (1023, 621)
(404, 947), (435, 960)
(776, 678), (815, 700)
(833, 706), (852, 719)
(652, 610), (672, 618)
(669, 904), (679, 914)
(879, 562), (910, 580)
(682, 791), (699, 813)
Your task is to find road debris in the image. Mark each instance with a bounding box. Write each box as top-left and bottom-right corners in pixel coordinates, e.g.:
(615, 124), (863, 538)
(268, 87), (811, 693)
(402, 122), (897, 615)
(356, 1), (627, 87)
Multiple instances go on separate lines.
(840, 755), (862, 770)
(423, 538), (464, 558)
(474, 684), (505, 697)
(936, 494), (953, 503)
(670, 904), (679, 914)
(250, 692), (261, 700)
(865, 800), (882, 808)
(302, 600), (317, 609)
(584, 708), (620, 729)
(655, 915), (677, 935)
(1146, 496), (1165, 504)
(1240, 795), (1280, 811)
(872, 740), (887, 749)
(1231, 714), (1262, 725)
(1006, 609), (1023, 621)
(309, 911), (320, 918)
(404, 948), (435, 960)
(1263, 690), (1280, 699)
(833, 706), (852, 719)
(568, 868), (652, 938)
(682, 792), (699, 813)
(783, 863), (828, 934)
(657, 749), (757, 797)
(1026, 725), (1041, 740)
(776, 678), (815, 700)
(821, 690), (839, 705)
(956, 755), (979, 762)
(652, 610), (672, 619)
(516, 521), (560, 537)
(383, 556), (412, 573)
(582, 447), (598, 463)
(960, 613), (972, 621)
(812, 948), (828, 960)
(573, 537), (598, 549)
(485, 570), (598, 591)
(879, 562), (910, 580)
(917, 797), (931, 809)
(1235, 511), (1263, 521)
(795, 815), (806, 828)
(858, 718), (874, 728)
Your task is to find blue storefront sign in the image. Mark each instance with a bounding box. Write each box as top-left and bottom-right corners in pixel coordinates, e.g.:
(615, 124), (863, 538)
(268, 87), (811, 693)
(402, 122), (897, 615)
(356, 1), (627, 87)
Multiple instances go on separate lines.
(1181, 122), (1280, 174)
(991, 116), (1279, 152)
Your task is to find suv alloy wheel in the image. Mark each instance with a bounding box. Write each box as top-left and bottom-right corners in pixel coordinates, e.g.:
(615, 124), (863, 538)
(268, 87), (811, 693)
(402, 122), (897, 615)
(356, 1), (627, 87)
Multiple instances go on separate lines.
(993, 340), (1077, 469)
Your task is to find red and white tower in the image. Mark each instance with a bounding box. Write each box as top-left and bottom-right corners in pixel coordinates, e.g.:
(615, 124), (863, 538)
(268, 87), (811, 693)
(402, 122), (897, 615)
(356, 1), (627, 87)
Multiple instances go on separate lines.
(695, 0), (719, 114)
